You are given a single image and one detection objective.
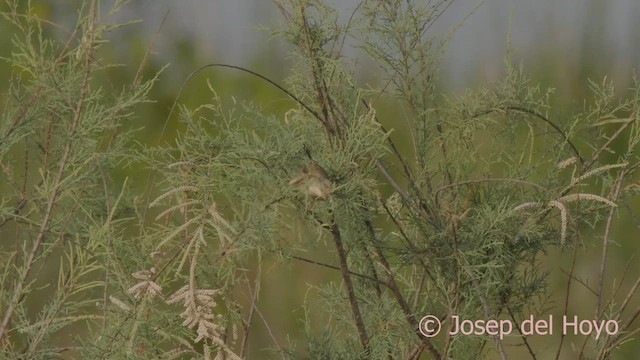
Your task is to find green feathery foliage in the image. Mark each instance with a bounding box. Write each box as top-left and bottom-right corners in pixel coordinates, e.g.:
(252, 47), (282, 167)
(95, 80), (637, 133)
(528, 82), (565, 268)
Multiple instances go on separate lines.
(1, 1), (640, 359)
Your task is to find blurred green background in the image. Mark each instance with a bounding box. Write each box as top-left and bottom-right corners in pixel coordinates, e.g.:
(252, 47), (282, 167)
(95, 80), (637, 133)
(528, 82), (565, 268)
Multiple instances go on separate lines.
(1, 1), (639, 358)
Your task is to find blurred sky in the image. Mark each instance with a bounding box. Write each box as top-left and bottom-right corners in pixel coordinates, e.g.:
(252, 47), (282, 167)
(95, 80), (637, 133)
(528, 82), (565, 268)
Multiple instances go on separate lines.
(103, 0), (640, 90)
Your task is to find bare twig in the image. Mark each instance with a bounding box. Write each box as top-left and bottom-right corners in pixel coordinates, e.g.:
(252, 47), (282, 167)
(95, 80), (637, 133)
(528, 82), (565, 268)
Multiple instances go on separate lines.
(367, 219), (441, 360)
(506, 306), (537, 359)
(473, 106), (584, 165)
(585, 113), (635, 171)
(240, 262), (261, 358)
(435, 177), (549, 205)
(555, 236), (580, 360)
(330, 222), (370, 354)
(595, 169), (625, 317)
(251, 299), (287, 360)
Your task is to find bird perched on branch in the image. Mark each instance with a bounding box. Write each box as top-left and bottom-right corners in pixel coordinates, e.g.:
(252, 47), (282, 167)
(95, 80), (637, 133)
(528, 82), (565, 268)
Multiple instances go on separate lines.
(289, 162), (334, 200)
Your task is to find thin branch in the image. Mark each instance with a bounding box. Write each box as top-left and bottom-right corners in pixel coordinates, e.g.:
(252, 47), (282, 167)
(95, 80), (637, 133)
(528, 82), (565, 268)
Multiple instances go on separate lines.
(595, 169), (625, 317)
(133, 10), (168, 87)
(368, 230), (441, 360)
(558, 268), (597, 296)
(0, 1), (97, 342)
(473, 106), (583, 165)
(240, 262), (261, 358)
(584, 259), (635, 358)
(506, 306), (537, 359)
(555, 236), (580, 360)
(471, 277), (508, 360)
(286, 252), (386, 285)
(600, 296), (640, 359)
(585, 113), (635, 171)
(376, 160), (440, 230)
(0, 21), (79, 149)
(298, 6), (337, 139)
(617, 274), (640, 321)
(603, 325), (640, 359)
(435, 177), (549, 204)
(0, 23), (79, 228)
(330, 222), (370, 354)
(248, 302), (288, 360)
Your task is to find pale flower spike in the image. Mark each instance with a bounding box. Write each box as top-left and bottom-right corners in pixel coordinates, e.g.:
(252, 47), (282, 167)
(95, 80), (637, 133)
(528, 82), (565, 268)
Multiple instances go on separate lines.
(513, 192), (616, 244)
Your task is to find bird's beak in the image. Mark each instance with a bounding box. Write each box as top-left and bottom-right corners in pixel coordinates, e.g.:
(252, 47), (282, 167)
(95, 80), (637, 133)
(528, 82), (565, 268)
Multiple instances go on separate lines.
(289, 174), (307, 186)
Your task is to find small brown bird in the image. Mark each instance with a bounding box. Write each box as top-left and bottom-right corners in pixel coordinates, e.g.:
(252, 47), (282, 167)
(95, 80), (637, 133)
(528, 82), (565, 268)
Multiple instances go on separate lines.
(289, 162), (334, 200)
